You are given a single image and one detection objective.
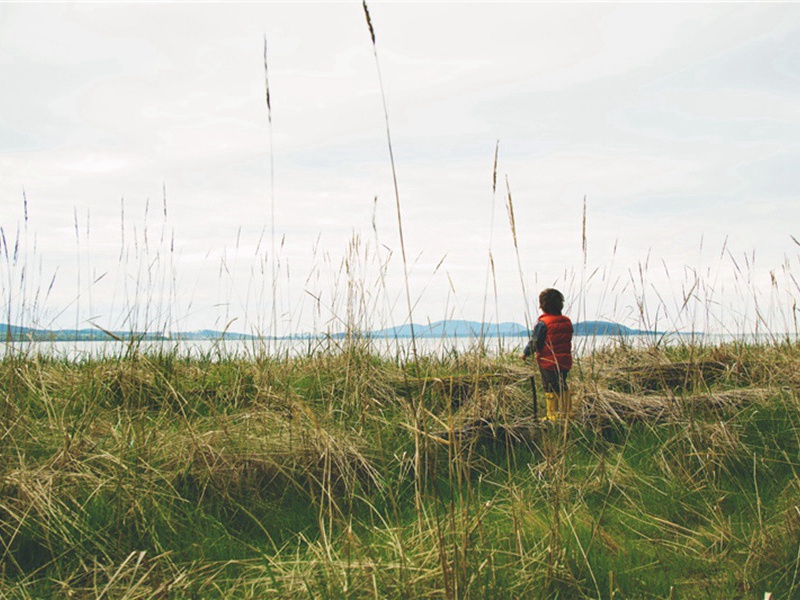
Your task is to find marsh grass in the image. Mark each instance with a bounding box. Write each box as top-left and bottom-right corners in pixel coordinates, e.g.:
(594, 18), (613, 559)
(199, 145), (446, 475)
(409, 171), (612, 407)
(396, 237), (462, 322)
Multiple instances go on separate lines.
(3, 145), (800, 600)
(0, 338), (798, 598)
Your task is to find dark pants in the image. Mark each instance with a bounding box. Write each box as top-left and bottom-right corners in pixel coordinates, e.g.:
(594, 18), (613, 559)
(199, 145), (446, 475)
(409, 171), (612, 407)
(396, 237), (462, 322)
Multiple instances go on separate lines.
(540, 368), (569, 394)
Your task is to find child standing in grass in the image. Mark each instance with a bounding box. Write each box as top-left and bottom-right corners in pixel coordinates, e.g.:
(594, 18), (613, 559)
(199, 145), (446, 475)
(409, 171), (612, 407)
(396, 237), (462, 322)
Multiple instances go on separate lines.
(522, 288), (574, 420)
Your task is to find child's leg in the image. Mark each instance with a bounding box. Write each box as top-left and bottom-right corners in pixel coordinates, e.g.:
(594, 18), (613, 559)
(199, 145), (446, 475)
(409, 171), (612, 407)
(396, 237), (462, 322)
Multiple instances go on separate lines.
(539, 368), (559, 421)
(558, 371), (571, 418)
(559, 372), (576, 418)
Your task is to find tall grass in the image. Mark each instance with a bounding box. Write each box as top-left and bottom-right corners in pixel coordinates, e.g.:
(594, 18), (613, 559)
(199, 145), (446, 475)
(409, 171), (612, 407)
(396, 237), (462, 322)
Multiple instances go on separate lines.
(3, 190), (800, 598)
(362, 0), (417, 362)
(0, 341), (799, 597)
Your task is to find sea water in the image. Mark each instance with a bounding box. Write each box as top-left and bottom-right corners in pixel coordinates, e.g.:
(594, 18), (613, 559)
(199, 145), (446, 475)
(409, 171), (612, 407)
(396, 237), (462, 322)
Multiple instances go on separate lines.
(2, 332), (794, 362)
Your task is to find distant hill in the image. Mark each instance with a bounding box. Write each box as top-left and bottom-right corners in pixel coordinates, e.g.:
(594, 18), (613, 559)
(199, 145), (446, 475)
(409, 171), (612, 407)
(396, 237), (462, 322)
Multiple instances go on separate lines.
(354, 320), (529, 339)
(0, 324), (168, 342)
(572, 320), (656, 336)
(0, 324), (253, 342)
(1, 319), (659, 342)
(337, 319), (657, 338)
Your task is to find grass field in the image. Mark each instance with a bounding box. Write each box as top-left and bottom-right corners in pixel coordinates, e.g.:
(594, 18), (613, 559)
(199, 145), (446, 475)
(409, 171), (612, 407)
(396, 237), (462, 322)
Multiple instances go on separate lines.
(0, 337), (798, 598)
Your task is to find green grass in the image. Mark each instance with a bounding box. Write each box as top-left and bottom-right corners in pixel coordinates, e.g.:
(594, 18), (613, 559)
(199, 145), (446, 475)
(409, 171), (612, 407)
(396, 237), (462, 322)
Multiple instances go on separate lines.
(0, 340), (798, 598)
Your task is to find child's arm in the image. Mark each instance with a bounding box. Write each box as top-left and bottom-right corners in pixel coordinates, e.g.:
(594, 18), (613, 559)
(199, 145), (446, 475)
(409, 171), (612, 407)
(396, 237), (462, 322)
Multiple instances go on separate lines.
(532, 321), (547, 352)
(521, 340), (533, 360)
(521, 321), (547, 360)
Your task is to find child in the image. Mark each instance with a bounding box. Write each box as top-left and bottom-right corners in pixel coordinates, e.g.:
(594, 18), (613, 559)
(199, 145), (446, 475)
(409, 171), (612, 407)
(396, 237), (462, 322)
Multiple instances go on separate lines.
(521, 288), (574, 420)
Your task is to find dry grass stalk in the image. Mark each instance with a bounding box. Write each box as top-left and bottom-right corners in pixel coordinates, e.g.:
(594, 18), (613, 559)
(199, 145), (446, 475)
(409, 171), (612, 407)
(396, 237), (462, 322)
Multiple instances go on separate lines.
(361, 0), (416, 361)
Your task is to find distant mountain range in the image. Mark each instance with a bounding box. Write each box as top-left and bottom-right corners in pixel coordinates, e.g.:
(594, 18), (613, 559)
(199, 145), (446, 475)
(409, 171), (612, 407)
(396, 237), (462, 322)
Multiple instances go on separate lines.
(0, 324), (256, 342)
(0, 324), (165, 342)
(336, 320), (656, 338)
(1, 320), (658, 342)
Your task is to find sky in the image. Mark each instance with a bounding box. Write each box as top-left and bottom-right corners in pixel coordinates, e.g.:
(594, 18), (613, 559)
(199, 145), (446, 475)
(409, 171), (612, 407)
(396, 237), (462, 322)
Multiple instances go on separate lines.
(1, 2), (800, 336)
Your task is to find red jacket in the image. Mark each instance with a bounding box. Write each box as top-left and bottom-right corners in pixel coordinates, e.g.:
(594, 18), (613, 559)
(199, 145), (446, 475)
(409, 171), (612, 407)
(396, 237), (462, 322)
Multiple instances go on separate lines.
(536, 313), (573, 371)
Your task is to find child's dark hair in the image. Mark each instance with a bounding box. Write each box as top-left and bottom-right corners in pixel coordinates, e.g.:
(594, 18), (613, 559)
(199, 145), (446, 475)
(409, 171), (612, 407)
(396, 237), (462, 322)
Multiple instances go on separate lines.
(539, 288), (565, 315)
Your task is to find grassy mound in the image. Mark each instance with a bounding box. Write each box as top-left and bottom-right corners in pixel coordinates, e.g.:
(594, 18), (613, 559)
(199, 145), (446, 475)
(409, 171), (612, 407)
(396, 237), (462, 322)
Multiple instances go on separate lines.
(0, 340), (798, 598)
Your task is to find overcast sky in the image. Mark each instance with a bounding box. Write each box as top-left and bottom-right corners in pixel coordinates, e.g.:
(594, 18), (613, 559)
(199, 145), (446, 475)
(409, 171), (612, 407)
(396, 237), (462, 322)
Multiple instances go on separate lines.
(2, 2), (799, 336)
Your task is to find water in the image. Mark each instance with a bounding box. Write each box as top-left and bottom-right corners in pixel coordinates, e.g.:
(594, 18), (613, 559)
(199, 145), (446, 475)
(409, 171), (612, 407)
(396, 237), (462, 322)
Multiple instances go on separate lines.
(2, 336), (522, 361)
(2, 331), (793, 362)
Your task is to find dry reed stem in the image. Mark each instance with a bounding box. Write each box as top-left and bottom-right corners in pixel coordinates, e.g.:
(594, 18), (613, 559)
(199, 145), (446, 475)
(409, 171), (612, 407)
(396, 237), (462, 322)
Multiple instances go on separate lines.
(361, 0), (417, 362)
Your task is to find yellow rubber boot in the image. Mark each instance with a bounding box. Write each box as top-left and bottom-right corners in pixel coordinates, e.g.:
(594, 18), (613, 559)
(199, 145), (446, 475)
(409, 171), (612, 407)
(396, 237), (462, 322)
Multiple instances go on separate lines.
(542, 392), (559, 421)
